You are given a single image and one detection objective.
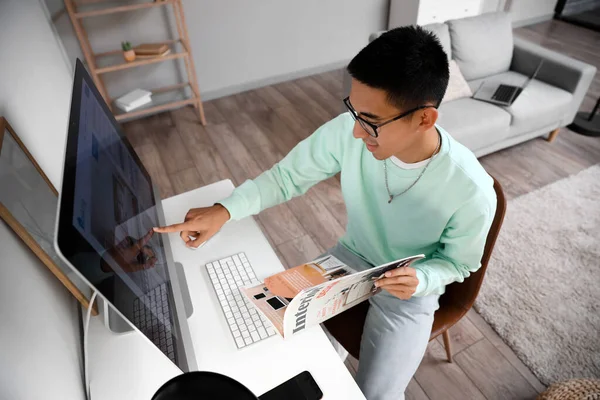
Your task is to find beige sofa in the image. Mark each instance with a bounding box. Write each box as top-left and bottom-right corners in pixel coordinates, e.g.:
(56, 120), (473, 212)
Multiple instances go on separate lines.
(343, 12), (597, 157)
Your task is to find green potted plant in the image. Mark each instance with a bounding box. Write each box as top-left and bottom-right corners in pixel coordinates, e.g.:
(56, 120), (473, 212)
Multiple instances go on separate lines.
(122, 41), (135, 62)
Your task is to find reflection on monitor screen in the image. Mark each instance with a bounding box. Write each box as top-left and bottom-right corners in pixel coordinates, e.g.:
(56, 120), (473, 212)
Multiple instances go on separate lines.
(69, 78), (180, 366)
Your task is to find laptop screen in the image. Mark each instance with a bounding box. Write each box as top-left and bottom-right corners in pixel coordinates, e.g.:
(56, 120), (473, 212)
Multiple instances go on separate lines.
(57, 61), (183, 367)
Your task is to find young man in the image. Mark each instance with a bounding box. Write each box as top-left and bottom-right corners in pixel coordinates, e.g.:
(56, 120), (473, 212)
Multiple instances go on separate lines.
(155, 26), (497, 399)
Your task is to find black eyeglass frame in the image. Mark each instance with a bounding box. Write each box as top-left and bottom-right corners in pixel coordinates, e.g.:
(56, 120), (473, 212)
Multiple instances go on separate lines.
(343, 97), (436, 138)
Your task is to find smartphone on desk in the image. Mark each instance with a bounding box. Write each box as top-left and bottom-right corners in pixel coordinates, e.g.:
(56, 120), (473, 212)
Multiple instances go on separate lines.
(258, 371), (323, 400)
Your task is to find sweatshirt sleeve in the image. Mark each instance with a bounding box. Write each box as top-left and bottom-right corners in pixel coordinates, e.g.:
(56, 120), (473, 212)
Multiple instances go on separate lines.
(412, 191), (496, 297)
(218, 113), (350, 221)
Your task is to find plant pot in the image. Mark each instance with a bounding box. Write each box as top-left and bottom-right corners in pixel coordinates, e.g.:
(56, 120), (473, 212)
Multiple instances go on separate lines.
(123, 50), (136, 62)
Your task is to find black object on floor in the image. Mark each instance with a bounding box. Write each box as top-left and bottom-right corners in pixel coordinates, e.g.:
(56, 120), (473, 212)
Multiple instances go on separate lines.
(558, 7), (600, 32)
(555, 0), (600, 32)
(152, 371), (259, 400)
(569, 97), (600, 137)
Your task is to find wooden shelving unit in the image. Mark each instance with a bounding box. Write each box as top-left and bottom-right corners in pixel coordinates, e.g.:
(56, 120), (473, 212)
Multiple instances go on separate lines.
(64, 0), (206, 124)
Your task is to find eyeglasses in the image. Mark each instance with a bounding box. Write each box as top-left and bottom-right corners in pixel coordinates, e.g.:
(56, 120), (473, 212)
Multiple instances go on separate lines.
(343, 97), (436, 138)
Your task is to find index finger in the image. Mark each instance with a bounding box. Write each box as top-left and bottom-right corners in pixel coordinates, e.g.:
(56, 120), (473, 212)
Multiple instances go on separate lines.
(153, 222), (189, 233)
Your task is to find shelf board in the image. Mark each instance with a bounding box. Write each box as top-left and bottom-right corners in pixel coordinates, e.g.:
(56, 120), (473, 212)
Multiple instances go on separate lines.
(95, 41), (187, 74)
(75, 0), (174, 18)
(113, 83), (196, 121)
(94, 39), (179, 59)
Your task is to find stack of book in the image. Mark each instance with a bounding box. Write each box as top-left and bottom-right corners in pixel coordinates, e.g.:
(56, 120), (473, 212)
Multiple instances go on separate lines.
(115, 89), (152, 112)
(134, 43), (171, 59)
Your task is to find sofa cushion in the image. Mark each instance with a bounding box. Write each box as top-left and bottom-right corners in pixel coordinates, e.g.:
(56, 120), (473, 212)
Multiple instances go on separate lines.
(447, 12), (513, 81)
(442, 60), (472, 103)
(422, 23), (452, 60)
(437, 98), (511, 151)
(468, 71), (573, 136)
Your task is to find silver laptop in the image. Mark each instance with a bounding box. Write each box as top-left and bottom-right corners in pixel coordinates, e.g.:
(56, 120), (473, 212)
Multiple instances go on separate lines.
(473, 60), (544, 106)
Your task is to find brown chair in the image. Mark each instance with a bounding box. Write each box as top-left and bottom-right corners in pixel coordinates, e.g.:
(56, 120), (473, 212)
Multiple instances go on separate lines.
(323, 176), (507, 363)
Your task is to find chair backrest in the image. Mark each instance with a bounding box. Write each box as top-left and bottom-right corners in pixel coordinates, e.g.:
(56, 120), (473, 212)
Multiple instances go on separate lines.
(438, 176), (507, 312)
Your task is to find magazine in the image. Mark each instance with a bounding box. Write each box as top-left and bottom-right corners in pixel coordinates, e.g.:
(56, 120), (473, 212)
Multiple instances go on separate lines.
(240, 252), (425, 338)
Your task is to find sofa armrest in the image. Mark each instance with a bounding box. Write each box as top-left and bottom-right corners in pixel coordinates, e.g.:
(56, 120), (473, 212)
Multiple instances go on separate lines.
(511, 36), (596, 124)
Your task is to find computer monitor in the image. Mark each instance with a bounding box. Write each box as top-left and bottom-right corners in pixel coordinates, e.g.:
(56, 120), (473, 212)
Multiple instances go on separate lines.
(54, 59), (197, 372)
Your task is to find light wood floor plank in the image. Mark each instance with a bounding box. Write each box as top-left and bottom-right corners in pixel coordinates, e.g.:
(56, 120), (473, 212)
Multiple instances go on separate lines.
(223, 110), (344, 252)
(202, 100), (227, 125)
(230, 113), (344, 251)
(294, 76), (343, 117)
(212, 95), (243, 117)
(254, 85), (292, 108)
(406, 378), (431, 400)
(415, 340), (486, 400)
(312, 70), (345, 100)
(286, 190), (345, 250)
(122, 119), (153, 148)
(523, 19), (600, 54)
(170, 167), (204, 196)
(203, 122), (263, 184)
(310, 179), (348, 229)
(455, 339), (539, 400)
(273, 244), (289, 269)
(234, 90), (270, 113)
(226, 112), (284, 168)
(249, 109), (303, 155)
(467, 309), (546, 394)
(273, 105), (318, 140)
(273, 81), (332, 128)
(148, 113), (195, 175)
(318, 69), (345, 98)
(256, 204), (308, 247)
(435, 316), (485, 357)
(134, 142), (175, 199)
(517, 28), (600, 75)
(253, 217), (275, 248)
(277, 234), (324, 268)
(172, 107), (235, 185)
(204, 121), (306, 246)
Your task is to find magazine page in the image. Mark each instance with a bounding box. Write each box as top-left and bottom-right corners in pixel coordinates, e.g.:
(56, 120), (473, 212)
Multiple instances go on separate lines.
(282, 254), (425, 337)
(264, 255), (357, 299)
(240, 282), (289, 337)
(239, 255), (355, 337)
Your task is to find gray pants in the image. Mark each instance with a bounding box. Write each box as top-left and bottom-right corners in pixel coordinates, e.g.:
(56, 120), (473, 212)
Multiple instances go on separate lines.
(321, 244), (440, 400)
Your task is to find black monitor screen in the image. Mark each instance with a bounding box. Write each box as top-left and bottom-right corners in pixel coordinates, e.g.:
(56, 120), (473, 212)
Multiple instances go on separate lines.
(57, 61), (183, 368)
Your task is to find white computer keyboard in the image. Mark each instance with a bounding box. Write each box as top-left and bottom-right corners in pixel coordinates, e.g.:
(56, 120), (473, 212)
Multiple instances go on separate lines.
(206, 252), (277, 349)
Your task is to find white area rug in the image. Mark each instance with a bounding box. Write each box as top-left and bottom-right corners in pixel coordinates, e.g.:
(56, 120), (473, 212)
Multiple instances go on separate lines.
(475, 165), (600, 386)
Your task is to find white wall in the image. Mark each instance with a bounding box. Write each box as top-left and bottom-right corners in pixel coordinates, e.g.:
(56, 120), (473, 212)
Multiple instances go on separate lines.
(481, 0), (506, 13)
(505, 0), (558, 26)
(0, 1), (84, 399)
(389, 0), (555, 29)
(0, 1), (73, 188)
(46, 0), (389, 100)
(0, 224), (84, 400)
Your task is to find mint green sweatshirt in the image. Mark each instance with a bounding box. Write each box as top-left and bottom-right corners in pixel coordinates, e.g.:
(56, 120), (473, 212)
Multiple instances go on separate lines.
(220, 113), (497, 297)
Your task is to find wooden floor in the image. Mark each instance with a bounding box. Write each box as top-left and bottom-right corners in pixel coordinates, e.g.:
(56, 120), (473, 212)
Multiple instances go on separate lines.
(123, 19), (600, 400)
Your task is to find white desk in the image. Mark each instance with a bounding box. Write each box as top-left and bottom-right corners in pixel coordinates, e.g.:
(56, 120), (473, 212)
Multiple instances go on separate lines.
(88, 180), (365, 399)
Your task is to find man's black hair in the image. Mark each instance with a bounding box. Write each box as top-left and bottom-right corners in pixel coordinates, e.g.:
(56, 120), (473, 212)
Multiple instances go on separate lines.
(347, 25), (449, 110)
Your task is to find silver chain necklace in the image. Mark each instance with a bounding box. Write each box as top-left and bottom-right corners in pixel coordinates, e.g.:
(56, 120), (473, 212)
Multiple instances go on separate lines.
(383, 131), (441, 204)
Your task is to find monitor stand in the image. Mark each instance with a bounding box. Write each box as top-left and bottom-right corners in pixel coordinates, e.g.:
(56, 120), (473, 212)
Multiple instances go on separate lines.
(102, 262), (194, 334)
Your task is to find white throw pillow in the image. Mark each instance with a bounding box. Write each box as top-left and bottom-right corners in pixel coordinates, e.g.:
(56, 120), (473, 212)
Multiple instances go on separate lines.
(441, 60), (472, 104)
